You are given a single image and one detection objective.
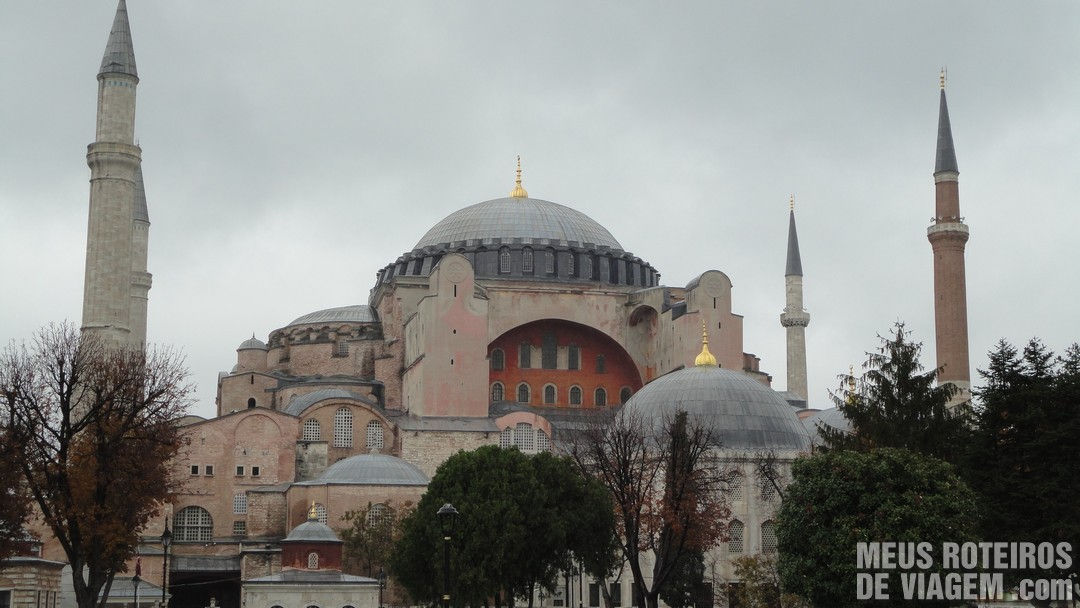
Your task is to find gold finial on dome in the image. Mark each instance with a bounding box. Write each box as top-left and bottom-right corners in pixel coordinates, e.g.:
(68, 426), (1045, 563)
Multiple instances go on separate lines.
(846, 365), (857, 405)
(940, 67), (946, 90)
(308, 501), (318, 521)
(694, 320), (718, 367)
(510, 155), (528, 198)
(789, 194), (795, 212)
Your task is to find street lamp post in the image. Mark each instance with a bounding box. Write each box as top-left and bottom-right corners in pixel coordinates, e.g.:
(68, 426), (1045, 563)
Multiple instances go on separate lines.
(436, 503), (459, 608)
(160, 519), (172, 608)
(377, 567), (387, 608)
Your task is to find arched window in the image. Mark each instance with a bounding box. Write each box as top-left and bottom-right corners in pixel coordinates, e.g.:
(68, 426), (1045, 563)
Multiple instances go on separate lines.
(174, 506), (213, 542)
(333, 407), (353, 448)
(543, 384), (556, 404)
(537, 430), (551, 452)
(569, 386), (582, 406)
(307, 552), (319, 569)
(315, 503), (327, 524)
(619, 387), (633, 405)
(568, 345), (580, 370)
(247, 397), (256, 409)
(302, 419), (321, 442)
(233, 493), (247, 515)
(515, 422), (535, 453)
(545, 248), (556, 274)
(491, 382), (504, 402)
(761, 521), (778, 553)
(490, 348), (505, 371)
(499, 248), (511, 274)
(519, 342), (531, 368)
(567, 252), (576, 277)
(367, 503), (389, 528)
(728, 520), (745, 554)
(366, 420), (383, 452)
(522, 247), (534, 273)
(594, 388), (607, 407)
(517, 383), (530, 404)
(499, 426), (513, 448)
(728, 470), (744, 501)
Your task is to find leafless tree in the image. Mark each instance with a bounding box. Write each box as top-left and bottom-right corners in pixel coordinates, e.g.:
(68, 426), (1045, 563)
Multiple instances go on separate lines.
(1, 323), (191, 608)
(569, 408), (733, 608)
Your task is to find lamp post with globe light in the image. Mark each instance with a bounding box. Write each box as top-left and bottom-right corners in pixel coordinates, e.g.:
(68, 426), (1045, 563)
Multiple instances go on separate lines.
(377, 567), (387, 608)
(160, 519), (172, 608)
(436, 503), (459, 608)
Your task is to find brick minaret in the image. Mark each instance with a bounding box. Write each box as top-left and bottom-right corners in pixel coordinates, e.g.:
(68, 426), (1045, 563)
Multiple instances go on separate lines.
(780, 198), (809, 401)
(82, 0), (151, 347)
(927, 74), (970, 396)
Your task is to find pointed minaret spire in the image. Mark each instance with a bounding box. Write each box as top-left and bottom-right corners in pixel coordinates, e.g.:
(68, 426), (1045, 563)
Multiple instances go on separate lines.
(780, 197), (810, 401)
(99, 0), (138, 79)
(928, 71), (971, 402)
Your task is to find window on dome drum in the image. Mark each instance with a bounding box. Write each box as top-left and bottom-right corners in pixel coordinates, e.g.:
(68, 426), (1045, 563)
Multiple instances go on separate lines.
(490, 348), (505, 371)
(591, 255), (600, 280)
(367, 503), (388, 528)
(545, 248), (555, 274)
(569, 386), (582, 406)
(568, 345), (579, 370)
(522, 247), (534, 273)
(499, 426), (513, 448)
(517, 383), (530, 404)
(514, 422), (536, 452)
(333, 407), (353, 448)
(335, 340), (348, 357)
(541, 332), (557, 369)
(174, 506), (213, 542)
(537, 429), (551, 452)
(619, 387), (632, 404)
(609, 259), (618, 284)
(491, 382), (504, 402)
(594, 388), (607, 407)
(595, 354), (606, 373)
(366, 420), (384, 451)
(247, 397), (256, 409)
(232, 521), (246, 537)
(233, 493), (247, 515)
(728, 520), (745, 553)
(567, 252), (576, 277)
(499, 248), (511, 274)
(762, 521), (778, 553)
(303, 419), (321, 442)
(519, 342), (531, 368)
(544, 384), (556, 404)
(315, 503), (327, 524)
(307, 552), (319, 569)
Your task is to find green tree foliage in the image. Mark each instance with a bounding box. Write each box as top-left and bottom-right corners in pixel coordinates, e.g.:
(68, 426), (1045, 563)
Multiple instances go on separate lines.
(389, 445), (615, 606)
(776, 448), (978, 608)
(658, 550), (710, 608)
(963, 339), (1080, 583)
(731, 554), (780, 608)
(0, 424), (30, 560)
(341, 501), (411, 578)
(820, 322), (969, 463)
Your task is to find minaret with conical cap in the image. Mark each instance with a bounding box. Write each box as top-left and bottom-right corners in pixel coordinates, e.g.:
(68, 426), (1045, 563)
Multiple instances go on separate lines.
(927, 71), (970, 397)
(780, 196), (810, 400)
(82, 0), (151, 347)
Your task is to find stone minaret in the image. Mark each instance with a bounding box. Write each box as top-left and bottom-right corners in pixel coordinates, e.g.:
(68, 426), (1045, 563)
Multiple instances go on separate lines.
(927, 73), (970, 395)
(780, 198), (809, 401)
(82, 0), (151, 347)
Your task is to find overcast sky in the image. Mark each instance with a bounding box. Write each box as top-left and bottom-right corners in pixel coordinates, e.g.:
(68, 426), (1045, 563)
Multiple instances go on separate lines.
(2, 2), (1078, 418)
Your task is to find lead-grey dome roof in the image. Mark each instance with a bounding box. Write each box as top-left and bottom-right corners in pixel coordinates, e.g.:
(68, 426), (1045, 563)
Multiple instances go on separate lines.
(287, 305), (377, 328)
(415, 197), (622, 249)
(284, 389), (377, 416)
(801, 407), (851, 446)
(283, 520), (341, 543)
(622, 367), (813, 452)
(300, 454), (429, 486)
(237, 336), (268, 351)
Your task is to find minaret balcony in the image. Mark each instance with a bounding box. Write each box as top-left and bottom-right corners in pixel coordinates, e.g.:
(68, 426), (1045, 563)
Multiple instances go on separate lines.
(927, 221), (969, 244)
(780, 310), (810, 327)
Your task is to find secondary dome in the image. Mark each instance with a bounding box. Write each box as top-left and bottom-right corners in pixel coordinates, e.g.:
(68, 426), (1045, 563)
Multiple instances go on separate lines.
(304, 454), (429, 486)
(286, 305), (377, 328)
(622, 367), (813, 452)
(415, 197), (622, 250)
(284, 519), (340, 543)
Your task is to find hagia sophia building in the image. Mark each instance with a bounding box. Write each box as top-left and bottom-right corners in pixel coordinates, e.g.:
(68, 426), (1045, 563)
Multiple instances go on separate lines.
(7, 2), (973, 608)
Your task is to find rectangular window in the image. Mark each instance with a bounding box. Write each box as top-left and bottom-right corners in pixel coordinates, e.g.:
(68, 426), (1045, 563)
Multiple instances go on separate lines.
(589, 582), (600, 607)
(568, 345), (579, 370)
(596, 354), (606, 373)
(205, 465), (214, 476)
(235, 465), (244, 476)
(251, 466), (260, 477)
(541, 332), (557, 369)
(190, 465), (199, 475)
(232, 521), (247, 537)
(519, 343), (531, 368)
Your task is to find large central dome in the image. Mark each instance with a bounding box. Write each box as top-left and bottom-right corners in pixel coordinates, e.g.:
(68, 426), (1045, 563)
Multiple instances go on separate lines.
(415, 197), (622, 249)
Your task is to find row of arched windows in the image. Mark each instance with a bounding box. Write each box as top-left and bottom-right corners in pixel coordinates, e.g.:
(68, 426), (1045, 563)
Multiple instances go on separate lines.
(491, 382), (632, 406)
(725, 520), (777, 554)
(494, 248), (649, 285)
(499, 247), (558, 275)
(301, 410), (384, 451)
(499, 422), (551, 454)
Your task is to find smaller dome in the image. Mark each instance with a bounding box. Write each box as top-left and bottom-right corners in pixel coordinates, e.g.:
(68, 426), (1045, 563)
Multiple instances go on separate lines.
(306, 454), (428, 486)
(283, 519), (340, 543)
(237, 336), (268, 351)
(801, 408), (852, 446)
(284, 389), (378, 416)
(287, 305), (378, 328)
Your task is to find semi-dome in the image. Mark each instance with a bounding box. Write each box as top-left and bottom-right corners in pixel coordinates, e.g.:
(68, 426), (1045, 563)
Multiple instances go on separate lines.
(622, 366), (813, 452)
(300, 454), (429, 486)
(415, 197), (622, 250)
(286, 305), (377, 328)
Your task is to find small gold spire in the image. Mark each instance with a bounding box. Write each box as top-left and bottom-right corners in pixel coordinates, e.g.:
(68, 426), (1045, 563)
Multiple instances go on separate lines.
(308, 501), (318, 521)
(846, 365), (857, 405)
(694, 320), (718, 367)
(789, 194), (795, 212)
(940, 67), (946, 90)
(509, 155), (529, 198)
